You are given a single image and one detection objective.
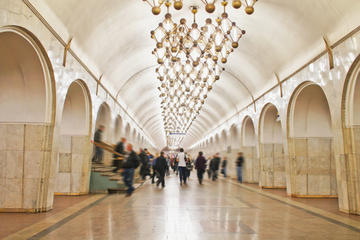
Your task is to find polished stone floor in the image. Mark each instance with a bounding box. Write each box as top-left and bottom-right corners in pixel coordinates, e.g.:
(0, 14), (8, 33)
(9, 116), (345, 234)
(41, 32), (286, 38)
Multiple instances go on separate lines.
(2, 174), (360, 239)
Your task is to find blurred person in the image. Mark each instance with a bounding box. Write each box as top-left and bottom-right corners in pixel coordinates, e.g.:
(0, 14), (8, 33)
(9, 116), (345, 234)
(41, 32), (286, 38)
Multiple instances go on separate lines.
(112, 137), (126, 173)
(195, 152), (206, 184)
(155, 152), (168, 188)
(177, 148), (187, 185)
(210, 153), (221, 181)
(139, 148), (150, 180)
(221, 156), (227, 178)
(121, 144), (140, 196)
(91, 125), (105, 163)
(236, 152), (244, 183)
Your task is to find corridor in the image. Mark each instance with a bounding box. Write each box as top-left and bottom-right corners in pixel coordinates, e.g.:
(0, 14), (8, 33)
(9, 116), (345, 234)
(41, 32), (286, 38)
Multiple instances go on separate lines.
(3, 175), (360, 239)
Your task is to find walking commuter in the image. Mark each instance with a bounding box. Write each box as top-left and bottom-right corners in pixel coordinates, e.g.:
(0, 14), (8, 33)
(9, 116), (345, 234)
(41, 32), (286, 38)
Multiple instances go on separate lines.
(177, 148), (187, 185)
(166, 156), (170, 176)
(91, 125), (105, 163)
(151, 154), (158, 184)
(207, 155), (214, 179)
(210, 153), (221, 181)
(236, 152), (244, 183)
(112, 137), (126, 173)
(186, 155), (193, 180)
(139, 148), (150, 180)
(221, 157), (227, 178)
(121, 144), (140, 196)
(195, 152), (206, 184)
(155, 152), (167, 188)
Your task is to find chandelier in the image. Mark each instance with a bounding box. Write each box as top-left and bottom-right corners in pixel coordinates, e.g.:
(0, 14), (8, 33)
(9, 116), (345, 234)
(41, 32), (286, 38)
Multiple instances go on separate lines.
(143, 0), (250, 147)
(142, 0), (258, 15)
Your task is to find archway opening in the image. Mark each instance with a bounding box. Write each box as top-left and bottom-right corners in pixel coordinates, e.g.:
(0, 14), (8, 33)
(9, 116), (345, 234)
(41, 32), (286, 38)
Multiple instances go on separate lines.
(0, 29), (55, 211)
(56, 80), (92, 194)
(241, 117), (259, 183)
(289, 83), (336, 196)
(114, 115), (123, 143)
(94, 103), (111, 166)
(259, 104), (286, 188)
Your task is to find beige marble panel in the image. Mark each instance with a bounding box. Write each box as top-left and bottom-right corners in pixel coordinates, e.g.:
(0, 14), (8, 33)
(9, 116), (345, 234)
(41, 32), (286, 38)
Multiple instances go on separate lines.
(0, 124), (6, 150)
(0, 178), (4, 206)
(71, 136), (85, 154)
(24, 151), (42, 179)
(294, 174), (307, 195)
(47, 177), (55, 208)
(25, 124), (46, 151)
(6, 124), (24, 151)
(294, 138), (307, 157)
(55, 173), (70, 193)
(58, 153), (71, 173)
(71, 173), (82, 193)
(0, 151), (6, 179)
(294, 156), (307, 175)
(274, 171), (286, 187)
(5, 151), (23, 179)
(23, 178), (40, 209)
(59, 135), (71, 154)
(308, 175), (331, 195)
(4, 178), (22, 208)
(71, 153), (84, 173)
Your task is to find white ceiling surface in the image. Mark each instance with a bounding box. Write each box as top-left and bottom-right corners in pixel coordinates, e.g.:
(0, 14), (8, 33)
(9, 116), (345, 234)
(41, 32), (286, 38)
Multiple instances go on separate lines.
(40, 0), (360, 149)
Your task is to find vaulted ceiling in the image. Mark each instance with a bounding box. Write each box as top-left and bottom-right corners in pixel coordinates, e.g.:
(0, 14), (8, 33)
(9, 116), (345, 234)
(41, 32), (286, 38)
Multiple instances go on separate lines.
(39, 0), (360, 148)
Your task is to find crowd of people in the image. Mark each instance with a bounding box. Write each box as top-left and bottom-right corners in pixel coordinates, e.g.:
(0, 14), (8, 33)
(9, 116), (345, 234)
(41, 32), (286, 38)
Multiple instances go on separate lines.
(91, 125), (245, 197)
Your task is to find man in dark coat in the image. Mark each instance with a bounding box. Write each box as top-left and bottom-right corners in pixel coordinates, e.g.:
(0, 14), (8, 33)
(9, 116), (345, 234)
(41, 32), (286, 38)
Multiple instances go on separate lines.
(92, 125), (104, 163)
(112, 137), (126, 173)
(195, 152), (206, 184)
(210, 153), (221, 181)
(139, 148), (150, 180)
(122, 144), (140, 196)
(155, 152), (168, 188)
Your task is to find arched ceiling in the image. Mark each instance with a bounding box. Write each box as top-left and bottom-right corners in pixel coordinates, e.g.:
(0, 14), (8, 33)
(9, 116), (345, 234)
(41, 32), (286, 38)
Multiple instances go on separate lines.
(39, 0), (360, 149)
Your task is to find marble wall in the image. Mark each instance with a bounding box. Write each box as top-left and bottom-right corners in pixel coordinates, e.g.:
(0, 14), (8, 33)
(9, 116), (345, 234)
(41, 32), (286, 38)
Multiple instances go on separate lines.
(55, 135), (91, 194)
(288, 137), (337, 196)
(0, 123), (54, 212)
(241, 146), (259, 183)
(259, 143), (286, 188)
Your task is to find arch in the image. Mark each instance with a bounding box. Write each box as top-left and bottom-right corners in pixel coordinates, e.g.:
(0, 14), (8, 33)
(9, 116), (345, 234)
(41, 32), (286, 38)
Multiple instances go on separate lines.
(124, 123), (131, 139)
(258, 103), (286, 188)
(56, 80), (92, 194)
(94, 102), (111, 142)
(214, 134), (220, 153)
(220, 129), (227, 151)
(60, 80), (92, 136)
(259, 104), (282, 144)
(288, 82), (332, 138)
(341, 54), (360, 215)
(230, 124), (240, 149)
(287, 81), (336, 197)
(0, 26), (56, 212)
(93, 102), (112, 166)
(241, 116), (259, 183)
(114, 115), (123, 142)
(242, 116), (256, 147)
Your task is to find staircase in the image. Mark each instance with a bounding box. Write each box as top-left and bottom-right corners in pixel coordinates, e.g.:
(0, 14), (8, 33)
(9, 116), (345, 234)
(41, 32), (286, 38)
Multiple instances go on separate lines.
(90, 163), (144, 194)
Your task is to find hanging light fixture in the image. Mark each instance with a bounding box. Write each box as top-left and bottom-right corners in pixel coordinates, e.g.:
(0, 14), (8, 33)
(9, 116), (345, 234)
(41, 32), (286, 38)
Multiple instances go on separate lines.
(143, 0), (258, 16)
(143, 0), (251, 147)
